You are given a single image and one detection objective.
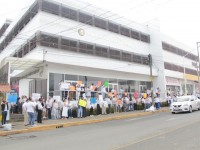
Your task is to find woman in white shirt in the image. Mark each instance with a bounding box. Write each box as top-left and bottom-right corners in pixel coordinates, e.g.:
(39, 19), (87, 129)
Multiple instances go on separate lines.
(52, 100), (59, 119)
(62, 99), (69, 119)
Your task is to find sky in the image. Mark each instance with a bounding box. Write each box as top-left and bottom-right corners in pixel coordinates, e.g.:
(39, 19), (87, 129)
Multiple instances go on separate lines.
(0, 0), (200, 49)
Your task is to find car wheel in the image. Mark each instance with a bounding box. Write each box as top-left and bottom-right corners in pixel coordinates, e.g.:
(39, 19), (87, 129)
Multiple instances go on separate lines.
(189, 106), (192, 113)
(171, 112), (175, 114)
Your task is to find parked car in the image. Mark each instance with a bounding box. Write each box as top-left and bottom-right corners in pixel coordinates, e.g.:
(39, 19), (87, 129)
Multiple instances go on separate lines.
(170, 95), (200, 114)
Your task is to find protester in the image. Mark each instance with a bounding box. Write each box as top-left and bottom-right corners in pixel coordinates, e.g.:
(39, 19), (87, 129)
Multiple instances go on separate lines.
(37, 99), (43, 123)
(22, 99), (29, 126)
(46, 97), (53, 119)
(52, 100), (59, 119)
(141, 96), (146, 112)
(106, 96), (112, 114)
(26, 98), (36, 126)
(62, 99), (68, 119)
(1, 98), (9, 126)
(101, 101), (107, 115)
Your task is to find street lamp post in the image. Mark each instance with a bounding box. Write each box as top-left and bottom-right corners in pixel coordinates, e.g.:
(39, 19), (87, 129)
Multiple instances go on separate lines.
(197, 42), (200, 94)
(183, 56), (187, 95)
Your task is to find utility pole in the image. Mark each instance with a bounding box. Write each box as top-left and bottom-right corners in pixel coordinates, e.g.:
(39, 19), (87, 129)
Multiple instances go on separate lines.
(148, 54), (154, 103)
(197, 42), (200, 93)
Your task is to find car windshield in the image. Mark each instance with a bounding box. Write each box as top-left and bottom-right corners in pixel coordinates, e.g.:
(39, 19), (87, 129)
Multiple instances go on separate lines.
(177, 97), (190, 102)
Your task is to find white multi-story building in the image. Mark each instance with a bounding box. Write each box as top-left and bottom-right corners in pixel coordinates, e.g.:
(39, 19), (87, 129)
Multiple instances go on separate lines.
(0, 0), (198, 100)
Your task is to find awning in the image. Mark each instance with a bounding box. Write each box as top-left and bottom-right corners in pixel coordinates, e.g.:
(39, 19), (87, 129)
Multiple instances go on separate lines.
(0, 57), (42, 78)
(0, 85), (11, 93)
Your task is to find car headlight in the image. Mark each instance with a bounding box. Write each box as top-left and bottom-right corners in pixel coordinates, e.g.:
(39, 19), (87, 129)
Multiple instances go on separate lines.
(183, 104), (189, 107)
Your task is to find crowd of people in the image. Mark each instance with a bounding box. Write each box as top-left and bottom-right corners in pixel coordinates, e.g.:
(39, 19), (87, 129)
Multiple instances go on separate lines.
(1, 83), (163, 127)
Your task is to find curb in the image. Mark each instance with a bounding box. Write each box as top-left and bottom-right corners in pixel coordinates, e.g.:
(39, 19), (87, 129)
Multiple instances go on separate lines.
(0, 109), (169, 136)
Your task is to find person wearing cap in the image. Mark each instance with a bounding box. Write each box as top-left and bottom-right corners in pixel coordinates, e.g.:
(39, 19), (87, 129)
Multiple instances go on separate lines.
(1, 98), (9, 126)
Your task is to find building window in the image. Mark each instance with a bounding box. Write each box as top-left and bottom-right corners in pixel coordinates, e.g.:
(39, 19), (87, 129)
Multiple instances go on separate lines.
(79, 12), (93, 25)
(95, 45), (108, 57)
(42, 0), (60, 15)
(108, 22), (119, 33)
(61, 38), (77, 52)
(132, 54), (142, 63)
(79, 42), (94, 54)
(140, 33), (149, 43)
(142, 56), (149, 65)
(23, 43), (29, 56)
(131, 30), (140, 40)
(18, 49), (23, 58)
(122, 52), (131, 62)
(109, 49), (120, 60)
(61, 7), (78, 21)
(40, 34), (59, 48)
(94, 17), (107, 29)
(120, 26), (130, 37)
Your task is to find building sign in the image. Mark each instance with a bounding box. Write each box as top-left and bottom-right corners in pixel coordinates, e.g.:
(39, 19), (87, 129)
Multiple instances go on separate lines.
(166, 77), (180, 86)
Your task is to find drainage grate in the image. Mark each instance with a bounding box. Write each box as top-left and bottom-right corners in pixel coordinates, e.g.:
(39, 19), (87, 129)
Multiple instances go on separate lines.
(56, 125), (63, 129)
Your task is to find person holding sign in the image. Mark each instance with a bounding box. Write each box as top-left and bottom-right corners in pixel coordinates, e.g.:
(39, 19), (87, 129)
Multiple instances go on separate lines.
(78, 97), (85, 118)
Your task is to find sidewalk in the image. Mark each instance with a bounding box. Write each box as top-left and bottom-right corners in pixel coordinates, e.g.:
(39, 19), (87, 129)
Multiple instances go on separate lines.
(0, 107), (169, 136)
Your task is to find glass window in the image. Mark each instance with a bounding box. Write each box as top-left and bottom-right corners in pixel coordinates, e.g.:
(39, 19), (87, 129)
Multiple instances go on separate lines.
(131, 30), (140, 40)
(108, 22), (119, 33)
(109, 49), (120, 60)
(140, 33), (149, 43)
(132, 54), (142, 64)
(61, 6), (77, 21)
(49, 73), (64, 92)
(42, 1), (60, 15)
(79, 12), (93, 25)
(120, 26), (130, 37)
(65, 74), (78, 81)
(94, 17), (107, 29)
(61, 38), (77, 52)
(79, 42), (94, 54)
(95, 45), (108, 57)
(18, 48), (23, 58)
(40, 34), (59, 48)
(122, 52), (131, 62)
(142, 56), (149, 65)
(23, 43), (29, 56)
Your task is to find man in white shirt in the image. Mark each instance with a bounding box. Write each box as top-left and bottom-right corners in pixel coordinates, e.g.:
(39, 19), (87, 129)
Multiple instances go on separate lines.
(105, 96), (112, 114)
(46, 97), (53, 119)
(22, 100), (29, 126)
(25, 99), (36, 126)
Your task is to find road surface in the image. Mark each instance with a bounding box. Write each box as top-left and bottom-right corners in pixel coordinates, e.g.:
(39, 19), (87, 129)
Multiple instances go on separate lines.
(1, 111), (200, 150)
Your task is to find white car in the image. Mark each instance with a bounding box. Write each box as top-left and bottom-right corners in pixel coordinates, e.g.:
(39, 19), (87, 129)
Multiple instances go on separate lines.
(170, 95), (200, 114)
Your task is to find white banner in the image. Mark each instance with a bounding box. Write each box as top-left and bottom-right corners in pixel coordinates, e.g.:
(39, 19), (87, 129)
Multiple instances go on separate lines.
(32, 93), (41, 101)
(166, 77), (180, 86)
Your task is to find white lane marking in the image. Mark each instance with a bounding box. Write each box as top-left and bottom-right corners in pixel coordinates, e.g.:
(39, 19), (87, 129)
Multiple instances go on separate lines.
(125, 114), (159, 122)
(166, 117), (183, 121)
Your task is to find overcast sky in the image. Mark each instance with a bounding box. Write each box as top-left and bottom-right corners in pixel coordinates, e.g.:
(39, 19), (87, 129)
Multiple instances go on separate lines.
(0, 0), (200, 50)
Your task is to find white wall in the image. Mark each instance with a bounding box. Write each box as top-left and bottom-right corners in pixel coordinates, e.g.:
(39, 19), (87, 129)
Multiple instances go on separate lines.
(47, 62), (152, 82)
(147, 19), (166, 95)
(19, 79), (33, 97)
(163, 51), (196, 70)
(23, 46), (158, 76)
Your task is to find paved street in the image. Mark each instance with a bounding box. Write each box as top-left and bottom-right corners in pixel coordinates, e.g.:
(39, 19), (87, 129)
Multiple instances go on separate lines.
(1, 111), (200, 150)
